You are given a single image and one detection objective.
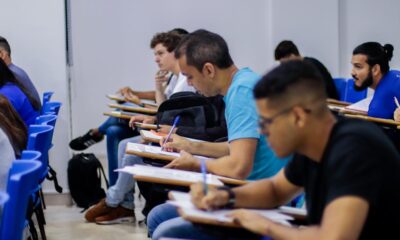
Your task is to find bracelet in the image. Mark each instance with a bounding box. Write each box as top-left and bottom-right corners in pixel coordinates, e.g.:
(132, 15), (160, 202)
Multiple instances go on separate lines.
(217, 186), (236, 208)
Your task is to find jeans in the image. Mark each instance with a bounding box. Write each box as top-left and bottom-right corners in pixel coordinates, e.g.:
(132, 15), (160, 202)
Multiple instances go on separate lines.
(148, 203), (269, 240)
(105, 136), (144, 210)
(98, 116), (138, 185)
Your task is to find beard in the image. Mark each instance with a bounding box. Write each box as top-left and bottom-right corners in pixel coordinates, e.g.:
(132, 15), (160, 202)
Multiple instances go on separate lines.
(353, 71), (373, 91)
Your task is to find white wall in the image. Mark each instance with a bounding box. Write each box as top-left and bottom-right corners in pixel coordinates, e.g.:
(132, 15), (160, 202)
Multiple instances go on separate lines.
(0, 0), (69, 192)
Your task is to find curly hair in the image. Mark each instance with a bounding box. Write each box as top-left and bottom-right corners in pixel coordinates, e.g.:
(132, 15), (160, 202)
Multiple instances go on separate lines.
(150, 32), (182, 53)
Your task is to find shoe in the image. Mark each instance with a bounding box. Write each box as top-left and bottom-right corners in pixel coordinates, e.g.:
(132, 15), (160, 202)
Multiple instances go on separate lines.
(69, 130), (104, 151)
(95, 206), (135, 225)
(84, 198), (113, 222)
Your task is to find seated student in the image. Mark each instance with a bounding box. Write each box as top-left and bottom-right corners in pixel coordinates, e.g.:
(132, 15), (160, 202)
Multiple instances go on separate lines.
(0, 36), (41, 107)
(274, 40), (339, 100)
(84, 94), (227, 225)
(0, 94), (29, 191)
(155, 60), (400, 240)
(70, 30), (195, 185)
(0, 59), (40, 126)
(147, 29), (289, 238)
(351, 42), (400, 119)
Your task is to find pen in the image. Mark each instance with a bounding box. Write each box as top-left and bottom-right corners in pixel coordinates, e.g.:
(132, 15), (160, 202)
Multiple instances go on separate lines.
(160, 115), (180, 151)
(394, 97), (400, 108)
(201, 158), (208, 195)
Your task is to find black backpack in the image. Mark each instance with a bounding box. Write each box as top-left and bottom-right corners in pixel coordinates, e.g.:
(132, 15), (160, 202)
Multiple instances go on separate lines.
(156, 91), (219, 129)
(67, 153), (109, 211)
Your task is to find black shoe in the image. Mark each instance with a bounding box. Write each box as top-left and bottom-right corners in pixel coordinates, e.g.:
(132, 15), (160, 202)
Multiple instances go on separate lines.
(69, 130), (104, 151)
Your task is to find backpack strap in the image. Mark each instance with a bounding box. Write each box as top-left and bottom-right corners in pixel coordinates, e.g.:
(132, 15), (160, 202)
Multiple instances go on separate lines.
(97, 162), (109, 189)
(46, 165), (63, 193)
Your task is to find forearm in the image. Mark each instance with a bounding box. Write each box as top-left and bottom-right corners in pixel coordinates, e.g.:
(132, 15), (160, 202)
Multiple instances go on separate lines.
(206, 155), (252, 179)
(265, 222), (321, 240)
(133, 91), (155, 100)
(189, 141), (229, 158)
(155, 90), (166, 105)
(233, 179), (282, 208)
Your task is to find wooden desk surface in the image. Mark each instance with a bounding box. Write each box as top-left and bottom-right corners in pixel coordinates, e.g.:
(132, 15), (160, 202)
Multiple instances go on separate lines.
(108, 103), (157, 115)
(344, 114), (400, 128)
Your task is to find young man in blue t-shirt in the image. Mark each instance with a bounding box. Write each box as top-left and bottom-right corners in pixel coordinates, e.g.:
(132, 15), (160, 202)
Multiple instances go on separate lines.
(351, 42), (400, 119)
(147, 29), (289, 239)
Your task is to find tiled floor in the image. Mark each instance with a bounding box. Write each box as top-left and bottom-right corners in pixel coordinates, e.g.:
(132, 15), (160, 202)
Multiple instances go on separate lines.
(44, 195), (149, 240)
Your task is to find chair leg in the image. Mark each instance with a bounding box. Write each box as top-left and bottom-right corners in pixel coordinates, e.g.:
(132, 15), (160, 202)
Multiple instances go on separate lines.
(35, 206), (47, 240)
(28, 218), (39, 240)
(40, 188), (46, 209)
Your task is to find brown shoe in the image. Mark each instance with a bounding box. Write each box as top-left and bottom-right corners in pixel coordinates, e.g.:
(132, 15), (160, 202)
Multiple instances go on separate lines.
(95, 206), (135, 225)
(84, 198), (113, 222)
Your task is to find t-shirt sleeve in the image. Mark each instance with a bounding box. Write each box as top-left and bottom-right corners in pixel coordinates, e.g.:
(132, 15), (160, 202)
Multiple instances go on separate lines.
(326, 140), (382, 206)
(226, 86), (260, 142)
(284, 154), (306, 187)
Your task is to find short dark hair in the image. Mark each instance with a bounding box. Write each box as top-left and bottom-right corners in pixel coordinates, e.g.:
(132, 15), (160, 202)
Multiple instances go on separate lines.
(174, 29), (234, 72)
(254, 60), (326, 107)
(169, 28), (189, 36)
(0, 36), (11, 56)
(150, 32), (183, 52)
(353, 42), (394, 74)
(274, 40), (300, 61)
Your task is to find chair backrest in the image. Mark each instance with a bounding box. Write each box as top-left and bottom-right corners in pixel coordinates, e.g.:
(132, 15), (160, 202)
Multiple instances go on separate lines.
(42, 101), (62, 115)
(333, 78), (347, 101)
(0, 160), (42, 240)
(20, 150), (42, 162)
(41, 92), (54, 109)
(35, 114), (58, 127)
(344, 79), (368, 103)
(27, 125), (54, 178)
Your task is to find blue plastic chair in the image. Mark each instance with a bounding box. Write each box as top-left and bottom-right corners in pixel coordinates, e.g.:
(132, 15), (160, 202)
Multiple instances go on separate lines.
(344, 79), (368, 103)
(0, 160), (42, 240)
(333, 78), (347, 101)
(27, 125), (54, 181)
(35, 114), (58, 127)
(41, 92), (54, 112)
(42, 101), (62, 115)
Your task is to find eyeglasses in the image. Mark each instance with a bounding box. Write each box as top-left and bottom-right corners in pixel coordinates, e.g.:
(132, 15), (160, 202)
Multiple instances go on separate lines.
(258, 106), (311, 132)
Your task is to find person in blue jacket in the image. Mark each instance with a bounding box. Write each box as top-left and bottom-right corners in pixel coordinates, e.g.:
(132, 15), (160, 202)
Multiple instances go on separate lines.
(0, 58), (40, 126)
(351, 42), (400, 119)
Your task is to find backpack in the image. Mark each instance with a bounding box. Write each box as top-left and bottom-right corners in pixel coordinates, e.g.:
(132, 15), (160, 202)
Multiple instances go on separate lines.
(156, 91), (219, 129)
(67, 153), (109, 211)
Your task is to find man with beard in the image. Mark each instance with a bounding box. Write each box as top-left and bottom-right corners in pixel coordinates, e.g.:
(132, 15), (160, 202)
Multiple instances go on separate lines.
(351, 42), (400, 119)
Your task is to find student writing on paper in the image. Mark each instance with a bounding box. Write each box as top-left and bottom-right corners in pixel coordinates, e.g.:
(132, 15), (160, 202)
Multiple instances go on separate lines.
(351, 42), (400, 119)
(155, 61), (400, 240)
(147, 29), (289, 238)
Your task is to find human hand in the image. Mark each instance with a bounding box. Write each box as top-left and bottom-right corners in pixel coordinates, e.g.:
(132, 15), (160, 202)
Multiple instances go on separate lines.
(227, 209), (274, 236)
(164, 150), (200, 171)
(189, 182), (229, 210)
(159, 134), (191, 152)
(129, 115), (156, 128)
(118, 86), (134, 97)
(155, 71), (169, 91)
(124, 92), (142, 105)
(394, 108), (400, 122)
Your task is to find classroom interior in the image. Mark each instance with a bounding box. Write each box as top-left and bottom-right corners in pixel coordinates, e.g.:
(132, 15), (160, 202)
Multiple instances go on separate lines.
(1, 0), (400, 239)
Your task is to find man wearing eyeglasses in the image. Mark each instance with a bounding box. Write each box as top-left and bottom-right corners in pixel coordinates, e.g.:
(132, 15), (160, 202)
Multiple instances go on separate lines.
(181, 60), (400, 240)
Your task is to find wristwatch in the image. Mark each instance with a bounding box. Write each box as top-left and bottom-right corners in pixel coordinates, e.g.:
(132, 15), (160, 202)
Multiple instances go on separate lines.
(217, 186), (236, 208)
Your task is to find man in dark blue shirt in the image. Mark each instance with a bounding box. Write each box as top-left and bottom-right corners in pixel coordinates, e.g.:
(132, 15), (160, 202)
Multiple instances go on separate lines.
(351, 42), (400, 119)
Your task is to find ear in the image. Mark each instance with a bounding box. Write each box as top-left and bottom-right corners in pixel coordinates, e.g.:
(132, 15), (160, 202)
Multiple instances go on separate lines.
(202, 63), (215, 79)
(371, 64), (381, 76)
(292, 106), (307, 128)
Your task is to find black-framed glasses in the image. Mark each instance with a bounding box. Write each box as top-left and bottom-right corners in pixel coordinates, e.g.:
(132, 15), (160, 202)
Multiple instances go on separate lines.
(258, 106), (311, 131)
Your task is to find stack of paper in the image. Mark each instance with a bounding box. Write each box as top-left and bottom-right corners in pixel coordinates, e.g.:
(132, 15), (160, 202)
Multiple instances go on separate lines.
(344, 96), (372, 113)
(126, 142), (211, 162)
(168, 191), (293, 226)
(116, 165), (223, 186)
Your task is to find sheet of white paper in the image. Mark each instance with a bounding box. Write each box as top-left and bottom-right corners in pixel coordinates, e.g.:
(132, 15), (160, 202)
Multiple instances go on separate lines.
(126, 142), (211, 162)
(115, 165), (223, 186)
(345, 96), (372, 112)
(140, 130), (205, 142)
